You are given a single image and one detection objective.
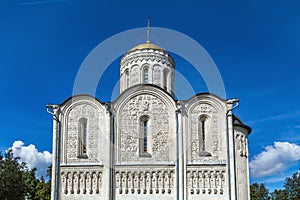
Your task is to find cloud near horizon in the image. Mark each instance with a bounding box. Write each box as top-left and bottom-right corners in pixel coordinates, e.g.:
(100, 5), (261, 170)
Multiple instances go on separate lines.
(250, 141), (300, 178)
(10, 140), (52, 178)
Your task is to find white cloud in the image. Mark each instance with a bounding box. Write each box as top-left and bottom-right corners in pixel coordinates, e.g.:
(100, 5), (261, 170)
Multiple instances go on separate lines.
(9, 140), (52, 178)
(250, 142), (300, 178)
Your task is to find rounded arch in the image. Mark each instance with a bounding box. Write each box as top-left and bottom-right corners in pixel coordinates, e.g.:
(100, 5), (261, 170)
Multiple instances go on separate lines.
(60, 94), (106, 115)
(141, 64), (150, 84)
(59, 94), (108, 164)
(199, 114), (209, 121)
(129, 64), (140, 86)
(185, 93), (227, 115)
(113, 84), (177, 113)
(113, 84), (177, 162)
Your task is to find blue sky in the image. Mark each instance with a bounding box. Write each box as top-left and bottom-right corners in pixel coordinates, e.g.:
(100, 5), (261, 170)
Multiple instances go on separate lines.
(1, 0), (300, 190)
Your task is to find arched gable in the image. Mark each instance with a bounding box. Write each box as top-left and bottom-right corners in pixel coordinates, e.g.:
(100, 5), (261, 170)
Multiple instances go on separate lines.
(59, 95), (109, 165)
(113, 84), (177, 163)
(184, 93), (227, 162)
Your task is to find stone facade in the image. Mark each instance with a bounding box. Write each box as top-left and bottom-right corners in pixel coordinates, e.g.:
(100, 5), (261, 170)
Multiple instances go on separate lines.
(50, 41), (251, 200)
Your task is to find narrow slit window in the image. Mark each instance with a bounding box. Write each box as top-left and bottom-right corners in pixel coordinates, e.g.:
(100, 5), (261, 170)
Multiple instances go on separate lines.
(143, 68), (149, 83)
(198, 115), (211, 156)
(125, 70), (129, 88)
(139, 116), (151, 157)
(200, 119), (205, 151)
(83, 122), (87, 154)
(164, 70), (168, 90)
(78, 118), (87, 157)
(143, 120), (148, 152)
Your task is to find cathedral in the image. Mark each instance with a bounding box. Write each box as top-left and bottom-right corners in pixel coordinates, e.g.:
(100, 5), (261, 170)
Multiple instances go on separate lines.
(48, 37), (251, 200)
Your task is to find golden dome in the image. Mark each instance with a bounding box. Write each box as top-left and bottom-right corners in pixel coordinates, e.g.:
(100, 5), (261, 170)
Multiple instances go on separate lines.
(128, 41), (164, 52)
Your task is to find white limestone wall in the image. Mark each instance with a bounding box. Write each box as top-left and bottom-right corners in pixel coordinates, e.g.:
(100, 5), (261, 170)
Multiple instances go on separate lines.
(184, 95), (227, 163)
(113, 85), (177, 199)
(53, 92), (251, 200)
(234, 126), (250, 200)
(113, 86), (177, 164)
(58, 95), (111, 200)
(184, 94), (229, 200)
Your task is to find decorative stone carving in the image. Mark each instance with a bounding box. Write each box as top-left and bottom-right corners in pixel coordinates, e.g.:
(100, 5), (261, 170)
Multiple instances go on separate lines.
(121, 51), (175, 70)
(66, 103), (103, 163)
(187, 169), (225, 195)
(190, 103), (220, 161)
(235, 130), (248, 157)
(119, 94), (170, 162)
(142, 101), (150, 111)
(191, 104), (216, 114)
(115, 168), (175, 195)
(60, 167), (102, 195)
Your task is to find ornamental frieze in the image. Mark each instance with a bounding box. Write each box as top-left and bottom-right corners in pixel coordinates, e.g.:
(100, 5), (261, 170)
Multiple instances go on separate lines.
(61, 169), (103, 195)
(187, 169), (226, 195)
(121, 53), (174, 71)
(115, 168), (175, 195)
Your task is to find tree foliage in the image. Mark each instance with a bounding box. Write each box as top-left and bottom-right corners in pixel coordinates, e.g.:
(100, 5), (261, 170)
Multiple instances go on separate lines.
(250, 182), (270, 200)
(284, 171), (300, 200)
(270, 189), (288, 200)
(251, 170), (300, 200)
(0, 150), (27, 199)
(0, 150), (51, 200)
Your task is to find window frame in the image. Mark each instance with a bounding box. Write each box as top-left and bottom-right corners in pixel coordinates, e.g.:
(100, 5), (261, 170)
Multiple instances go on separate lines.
(78, 118), (88, 158)
(198, 115), (211, 157)
(143, 67), (149, 84)
(139, 115), (151, 157)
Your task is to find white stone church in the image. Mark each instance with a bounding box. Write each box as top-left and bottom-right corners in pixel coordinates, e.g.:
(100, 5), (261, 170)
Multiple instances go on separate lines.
(49, 38), (251, 200)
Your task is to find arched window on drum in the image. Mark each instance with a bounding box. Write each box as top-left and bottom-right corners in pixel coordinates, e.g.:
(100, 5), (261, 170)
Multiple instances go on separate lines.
(143, 67), (149, 84)
(125, 69), (129, 89)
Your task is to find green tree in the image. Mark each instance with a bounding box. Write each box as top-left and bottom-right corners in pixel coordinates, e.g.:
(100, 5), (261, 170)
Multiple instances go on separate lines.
(250, 182), (270, 200)
(0, 150), (27, 200)
(23, 167), (40, 200)
(284, 171), (300, 200)
(0, 150), (51, 200)
(270, 189), (288, 200)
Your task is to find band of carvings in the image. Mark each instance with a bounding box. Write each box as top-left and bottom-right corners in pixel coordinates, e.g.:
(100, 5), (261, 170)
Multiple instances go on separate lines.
(187, 169), (226, 195)
(121, 51), (175, 70)
(61, 169), (102, 195)
(115, 168), (175, 195)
